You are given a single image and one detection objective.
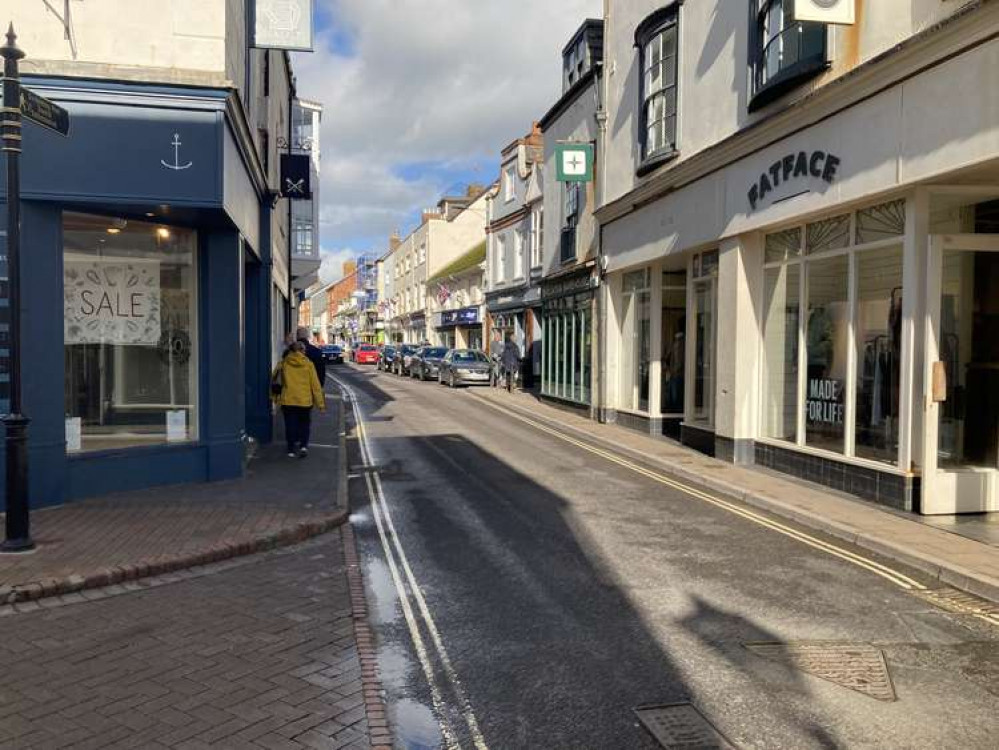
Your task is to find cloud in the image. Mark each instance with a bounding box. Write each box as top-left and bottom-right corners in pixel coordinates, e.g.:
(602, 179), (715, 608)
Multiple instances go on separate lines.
(292, 0), (602, 278)
(318, 246), (360, 285)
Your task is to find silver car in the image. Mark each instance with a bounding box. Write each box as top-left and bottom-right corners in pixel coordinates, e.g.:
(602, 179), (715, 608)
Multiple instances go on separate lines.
(438, 349), (491, 387)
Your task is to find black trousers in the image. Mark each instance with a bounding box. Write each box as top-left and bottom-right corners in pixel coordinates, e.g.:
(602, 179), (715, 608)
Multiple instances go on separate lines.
(282, 406), (312, 452)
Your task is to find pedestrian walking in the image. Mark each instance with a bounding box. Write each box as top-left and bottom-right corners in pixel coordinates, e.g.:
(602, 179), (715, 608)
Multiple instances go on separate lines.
(489, 331), (504, 387)
(296, 326), (327, 387)
(271, 341), (326, 458)
(501, 334), (521, 393)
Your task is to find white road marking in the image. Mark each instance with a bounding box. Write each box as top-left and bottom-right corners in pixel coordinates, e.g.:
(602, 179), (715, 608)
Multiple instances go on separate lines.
(335, 377), (490, 750)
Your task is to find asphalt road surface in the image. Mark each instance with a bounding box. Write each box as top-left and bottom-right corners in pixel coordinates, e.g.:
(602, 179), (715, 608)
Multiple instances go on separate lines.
(332, 363), (999, 750)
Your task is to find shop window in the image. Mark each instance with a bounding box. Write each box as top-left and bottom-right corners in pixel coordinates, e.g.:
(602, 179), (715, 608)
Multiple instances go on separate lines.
(621, 269), (651, 412)
(761, 200), (906, 466)
(856, 199), (906, 244)
(855, 247), (903, 462)
(805, 254), (849, 453)
(543, 293), (593, 405)
(64, 213), (198, 452)
(561, 183), (580, 264)
(750, 0), (828, 112)
(691, 252), (718, 426)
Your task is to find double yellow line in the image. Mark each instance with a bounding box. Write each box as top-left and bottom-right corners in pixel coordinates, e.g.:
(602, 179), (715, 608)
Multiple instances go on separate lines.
(473, 395), (929, 593)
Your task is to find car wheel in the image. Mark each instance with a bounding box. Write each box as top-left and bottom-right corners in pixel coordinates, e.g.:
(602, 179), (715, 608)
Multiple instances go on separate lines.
(449, 373), (455, 388)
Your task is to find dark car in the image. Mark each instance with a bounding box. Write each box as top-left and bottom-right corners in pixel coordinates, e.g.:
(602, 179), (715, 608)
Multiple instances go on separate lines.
(321, 344), (343, 364)
(393, 344), (419, 375)
(378, 345), (398, 372)
(438, 349), (491, 387)
(410, 347), (450, 381)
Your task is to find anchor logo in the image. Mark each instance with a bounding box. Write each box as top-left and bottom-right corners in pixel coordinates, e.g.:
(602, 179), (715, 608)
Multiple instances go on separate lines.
(160, 133), (193, 171)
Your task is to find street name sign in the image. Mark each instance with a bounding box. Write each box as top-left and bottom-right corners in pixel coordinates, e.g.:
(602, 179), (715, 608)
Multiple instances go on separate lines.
(556, 142), (594, 183)
(20, 88), (70, 136)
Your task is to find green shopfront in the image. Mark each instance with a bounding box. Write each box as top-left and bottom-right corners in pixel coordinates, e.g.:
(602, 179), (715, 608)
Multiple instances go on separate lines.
(541, 266), (596, 408)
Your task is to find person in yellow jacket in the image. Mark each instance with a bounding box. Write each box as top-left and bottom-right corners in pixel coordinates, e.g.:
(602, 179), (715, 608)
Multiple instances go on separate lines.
(271, 341), (326, 458)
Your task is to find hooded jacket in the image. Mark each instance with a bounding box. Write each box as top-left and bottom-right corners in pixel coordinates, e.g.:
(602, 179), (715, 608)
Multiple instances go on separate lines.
(272, 351), (326, 409)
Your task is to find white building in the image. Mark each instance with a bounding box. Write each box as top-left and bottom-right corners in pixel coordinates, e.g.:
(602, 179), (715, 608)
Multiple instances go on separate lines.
(596, 0), (999, 515)
(485, 126), (545, 385)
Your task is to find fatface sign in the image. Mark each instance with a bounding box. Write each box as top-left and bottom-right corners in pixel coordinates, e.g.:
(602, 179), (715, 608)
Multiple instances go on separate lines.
(64, 258), (161, 345)
(253, 0), (315, 51)
(747, 150), (841, 211)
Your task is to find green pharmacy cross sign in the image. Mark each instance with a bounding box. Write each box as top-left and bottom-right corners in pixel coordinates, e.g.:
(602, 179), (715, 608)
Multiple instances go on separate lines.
(556, 142), (593, 183)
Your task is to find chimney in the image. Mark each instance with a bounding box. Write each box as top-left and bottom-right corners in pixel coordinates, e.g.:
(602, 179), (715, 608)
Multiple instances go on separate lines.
(422, 209), (443, 224)
(526, 121), (543, 147)
(388, 231), (401, 251)
(466, 183), (486, 199)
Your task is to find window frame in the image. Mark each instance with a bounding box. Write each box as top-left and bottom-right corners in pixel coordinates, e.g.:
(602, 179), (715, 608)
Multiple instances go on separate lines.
(635, 4), (682, 175)
(748, 0), (829, 112)
(759, 199), (908, 468)
(503, 166), (516, 202)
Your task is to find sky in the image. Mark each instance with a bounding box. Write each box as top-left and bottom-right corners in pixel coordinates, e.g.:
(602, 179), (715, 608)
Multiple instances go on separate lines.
(291, 0), (603, 284)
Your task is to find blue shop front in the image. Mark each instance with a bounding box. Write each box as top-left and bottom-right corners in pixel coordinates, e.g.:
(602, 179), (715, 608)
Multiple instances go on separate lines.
(0, 78), (278, 510)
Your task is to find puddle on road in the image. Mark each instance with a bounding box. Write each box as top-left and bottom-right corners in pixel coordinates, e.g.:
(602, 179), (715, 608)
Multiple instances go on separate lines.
(392, 697), (442, 750)
(365, 556), (400, 625)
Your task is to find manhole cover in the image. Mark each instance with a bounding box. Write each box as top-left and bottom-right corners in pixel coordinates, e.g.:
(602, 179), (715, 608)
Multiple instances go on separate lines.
(634, 703), (738, 749)
(744, 642), (896, 702)
(915, 588), (999, 621)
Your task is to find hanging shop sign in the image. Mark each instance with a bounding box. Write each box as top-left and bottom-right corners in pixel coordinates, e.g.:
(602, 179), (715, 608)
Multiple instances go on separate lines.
(556, 142), (594, 183)
(253, 0), (315, 51)
(747, 150), (841, 211)
(806, 378), (844, 425)
(280, 153), (312, 199)
(440, 307), (479, 327)
(64, 257), (161, 345)
(794, 0), (855, 26)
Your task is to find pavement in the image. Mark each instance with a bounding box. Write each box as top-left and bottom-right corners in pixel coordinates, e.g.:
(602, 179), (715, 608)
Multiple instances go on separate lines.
(0, 386), (393, 750)
(336, 363), (999, 750)
(472, 387), (999, 605)
(0, 398), (348, 605)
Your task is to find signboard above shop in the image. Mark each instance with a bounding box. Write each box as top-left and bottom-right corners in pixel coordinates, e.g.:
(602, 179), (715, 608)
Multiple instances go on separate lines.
(280, 153), (312, 199)
(253, 0), (315, 51)
(794, 0), (855, 25)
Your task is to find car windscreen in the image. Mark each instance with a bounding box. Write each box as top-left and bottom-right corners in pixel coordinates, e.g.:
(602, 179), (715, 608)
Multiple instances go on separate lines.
(452, 351), (487, 363)
(400, 345), (417, 354)
(360, 346), (376, 352)
(425, 348), (448, 358)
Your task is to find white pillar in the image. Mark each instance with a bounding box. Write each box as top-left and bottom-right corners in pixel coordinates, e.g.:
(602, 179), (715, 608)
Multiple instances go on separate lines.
(715, 234), (763, 463)
(649, 261), (664, 428)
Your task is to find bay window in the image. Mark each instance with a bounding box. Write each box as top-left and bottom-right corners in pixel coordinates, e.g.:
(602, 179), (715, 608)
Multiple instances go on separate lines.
(751, 0), (828, 111)
(636, 6), (680, 170)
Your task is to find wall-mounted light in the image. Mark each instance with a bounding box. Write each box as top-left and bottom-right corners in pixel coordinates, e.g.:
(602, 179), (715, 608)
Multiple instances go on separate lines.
(106, 227), (121, 235)
(156, 227), (171, 240)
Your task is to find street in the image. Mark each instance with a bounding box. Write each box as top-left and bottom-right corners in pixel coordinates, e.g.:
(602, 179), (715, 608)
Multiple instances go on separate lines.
(334, 363), (999, 750)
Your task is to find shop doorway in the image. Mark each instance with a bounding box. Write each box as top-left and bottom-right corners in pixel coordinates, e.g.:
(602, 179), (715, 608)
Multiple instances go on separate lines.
(923, 233), (999, 513)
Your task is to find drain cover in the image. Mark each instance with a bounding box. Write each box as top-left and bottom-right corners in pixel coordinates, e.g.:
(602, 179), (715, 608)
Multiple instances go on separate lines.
(744, 641), (896, 702)
(634, 703), (738, 749)
(915, 588), (999, 620)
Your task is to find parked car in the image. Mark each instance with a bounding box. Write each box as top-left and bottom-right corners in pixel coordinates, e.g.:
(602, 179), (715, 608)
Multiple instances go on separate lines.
(393, 344), (419, 375)
(410, 347), (450, 381)
(438, 349), (491, 387)
(321, 344), (343, 364)
(355, 344), (380, 365)
(378, 345), (398, 372)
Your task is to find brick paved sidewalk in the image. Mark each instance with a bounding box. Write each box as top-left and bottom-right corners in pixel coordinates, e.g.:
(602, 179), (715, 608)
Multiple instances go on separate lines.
(475, 388), (999, 603)
(0, 398), (347, 605)
(0, 531), (386, 750)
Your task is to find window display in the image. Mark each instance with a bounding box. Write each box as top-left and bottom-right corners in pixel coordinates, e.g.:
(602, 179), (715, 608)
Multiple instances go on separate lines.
(64, 213), (198, 452)
(620, 269), (651, 412)
(761, 200), (905, 466)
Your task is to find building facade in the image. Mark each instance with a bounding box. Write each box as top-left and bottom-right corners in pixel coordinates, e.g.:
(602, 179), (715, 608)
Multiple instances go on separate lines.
(538, 19), (603, 414)
(0, 0), (303, 509)
(485, 126), (545, 386)
(427, 240), (487, 351)
(595, 0), (999, 515)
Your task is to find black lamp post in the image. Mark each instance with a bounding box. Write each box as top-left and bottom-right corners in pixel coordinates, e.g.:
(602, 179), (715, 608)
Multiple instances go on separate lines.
(1, 24), (34, 553)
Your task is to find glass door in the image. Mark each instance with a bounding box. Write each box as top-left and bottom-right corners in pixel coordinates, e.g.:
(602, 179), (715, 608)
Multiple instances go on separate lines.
(923, 234), (999, 513)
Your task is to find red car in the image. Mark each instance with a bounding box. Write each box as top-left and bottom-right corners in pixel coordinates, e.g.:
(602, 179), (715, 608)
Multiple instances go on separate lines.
(355, 344), (379, 365)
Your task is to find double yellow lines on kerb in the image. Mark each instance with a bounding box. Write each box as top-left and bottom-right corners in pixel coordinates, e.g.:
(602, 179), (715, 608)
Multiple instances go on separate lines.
(473, 394), (929, 594)
(334, 377), (490, 750)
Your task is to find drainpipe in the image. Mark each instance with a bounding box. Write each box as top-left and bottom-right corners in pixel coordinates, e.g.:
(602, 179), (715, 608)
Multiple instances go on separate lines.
(595, 0), (610, 422)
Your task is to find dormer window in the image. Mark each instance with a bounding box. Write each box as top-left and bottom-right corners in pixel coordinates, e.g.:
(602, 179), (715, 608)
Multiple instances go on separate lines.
(635, 5), (680, 172)
(563, 38), (587, 90)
